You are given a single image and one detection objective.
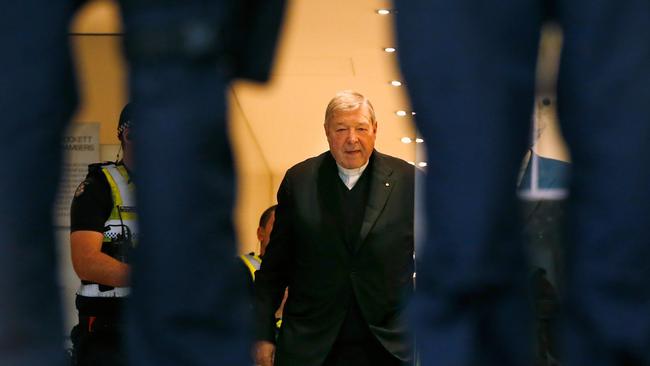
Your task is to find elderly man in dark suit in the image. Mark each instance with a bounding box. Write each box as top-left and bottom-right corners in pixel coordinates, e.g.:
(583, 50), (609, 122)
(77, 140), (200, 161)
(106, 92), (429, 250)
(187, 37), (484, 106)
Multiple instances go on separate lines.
(255, 90), (415, 366)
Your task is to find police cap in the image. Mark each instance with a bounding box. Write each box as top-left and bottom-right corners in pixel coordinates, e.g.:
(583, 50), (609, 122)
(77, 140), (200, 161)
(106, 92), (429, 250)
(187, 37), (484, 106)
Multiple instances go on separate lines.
(117, 103), (132, 139)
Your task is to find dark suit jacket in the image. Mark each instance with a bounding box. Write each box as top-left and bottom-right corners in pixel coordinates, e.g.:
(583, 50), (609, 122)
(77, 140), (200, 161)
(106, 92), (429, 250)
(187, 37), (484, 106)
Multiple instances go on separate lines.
(255, 150), (415, 365)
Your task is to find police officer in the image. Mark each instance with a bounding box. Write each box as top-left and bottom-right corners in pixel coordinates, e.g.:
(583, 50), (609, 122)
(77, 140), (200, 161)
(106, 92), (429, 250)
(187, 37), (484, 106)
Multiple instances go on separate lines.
(240, 205), (277, 292)
(239, 205), (285, 335)
(68, 104), (136, 366)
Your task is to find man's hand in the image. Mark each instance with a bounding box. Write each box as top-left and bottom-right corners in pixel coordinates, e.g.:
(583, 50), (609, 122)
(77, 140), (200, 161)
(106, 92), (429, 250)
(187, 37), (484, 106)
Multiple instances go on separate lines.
(255, 340), (276, 366)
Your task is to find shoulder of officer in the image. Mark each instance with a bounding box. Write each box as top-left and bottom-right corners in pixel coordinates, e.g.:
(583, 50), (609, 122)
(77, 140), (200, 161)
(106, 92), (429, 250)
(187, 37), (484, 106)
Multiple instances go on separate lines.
(74, 162), (113, 198)
(88, 161), (118, 172)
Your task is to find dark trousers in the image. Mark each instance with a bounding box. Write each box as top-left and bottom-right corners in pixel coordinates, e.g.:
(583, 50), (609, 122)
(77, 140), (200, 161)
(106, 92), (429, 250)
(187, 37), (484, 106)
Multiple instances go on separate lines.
(70, 317), (126, 366)
(323, 337), (404, 366)
(396, 0), (650, 365)
(323, 300), (407, 366)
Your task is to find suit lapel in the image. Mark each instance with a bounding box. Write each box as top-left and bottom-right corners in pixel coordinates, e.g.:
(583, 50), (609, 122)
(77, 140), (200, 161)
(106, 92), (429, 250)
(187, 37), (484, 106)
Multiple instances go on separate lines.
(353, 152), (394, 254)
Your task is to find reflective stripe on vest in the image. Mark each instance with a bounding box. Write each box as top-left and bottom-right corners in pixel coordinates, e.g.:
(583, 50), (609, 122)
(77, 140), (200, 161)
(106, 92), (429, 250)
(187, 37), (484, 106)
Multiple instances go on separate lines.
(77, 284), (130, 298)
(102, 164), (137, 243)
(77, 163), (137, 299)
(240, 253), (262, 281)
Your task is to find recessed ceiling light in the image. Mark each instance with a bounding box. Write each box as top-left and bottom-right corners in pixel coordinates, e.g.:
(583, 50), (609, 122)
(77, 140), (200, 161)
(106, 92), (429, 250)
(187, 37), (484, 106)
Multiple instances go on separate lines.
(401, 137), (412, 144)
(376, 9), (391, 15)
(395, 110), (407, 117)
(411, 111), (417, 115)
(418, 162), (428, 167)
(415, 138), (424, 143)
(383, 47), (396, 53)
(390, 80), (402, 87)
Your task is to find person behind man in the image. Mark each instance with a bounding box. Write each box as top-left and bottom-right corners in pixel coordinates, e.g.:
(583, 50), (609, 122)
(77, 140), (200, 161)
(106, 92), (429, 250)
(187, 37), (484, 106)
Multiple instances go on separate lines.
(255, 90), (415, 366)
(241, 205), (286, 333)
(68, 104), (135, 366)
(240, 205), (277, 297)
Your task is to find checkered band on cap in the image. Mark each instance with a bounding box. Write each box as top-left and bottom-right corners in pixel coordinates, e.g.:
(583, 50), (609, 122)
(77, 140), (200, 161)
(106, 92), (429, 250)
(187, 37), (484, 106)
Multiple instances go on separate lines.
(117, 103), (132, 139)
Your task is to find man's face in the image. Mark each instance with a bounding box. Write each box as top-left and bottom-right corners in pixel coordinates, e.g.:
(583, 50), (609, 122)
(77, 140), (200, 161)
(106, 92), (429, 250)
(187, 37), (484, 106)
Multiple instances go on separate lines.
(325, 106), (377, 169)
(258, 211), (275, 256)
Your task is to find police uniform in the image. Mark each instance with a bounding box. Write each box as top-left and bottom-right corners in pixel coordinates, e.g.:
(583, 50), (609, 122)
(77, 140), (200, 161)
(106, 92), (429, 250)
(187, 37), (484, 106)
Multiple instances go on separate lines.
(240, 252), (261, 281)
(239, 252), (262, 298)
(69, 161), (137, 366)
(240, 252), (284, 332)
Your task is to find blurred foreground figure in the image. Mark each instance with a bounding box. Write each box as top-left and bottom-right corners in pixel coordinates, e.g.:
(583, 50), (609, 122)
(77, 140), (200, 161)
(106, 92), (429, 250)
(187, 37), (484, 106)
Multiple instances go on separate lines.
(0, 1), (285, 365)
(396, 1), (650, 365)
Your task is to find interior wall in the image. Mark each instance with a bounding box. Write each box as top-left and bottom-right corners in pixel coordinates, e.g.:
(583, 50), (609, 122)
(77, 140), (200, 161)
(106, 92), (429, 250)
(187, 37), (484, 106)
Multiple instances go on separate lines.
(534, 97), (570, 162)
(70, 34), (126, 144)
(229, 88), (275, 254)
(535, 24), (569, 162)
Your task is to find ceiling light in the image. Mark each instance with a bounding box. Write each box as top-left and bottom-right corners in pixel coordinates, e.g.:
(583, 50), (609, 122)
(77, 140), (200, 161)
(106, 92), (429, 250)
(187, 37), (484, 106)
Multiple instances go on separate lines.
(418, 162), (428, 167)
(395, 110), (407, 117)
(411, 111), (417, 115)
(390, 80), (402, 87)
(376, 9), (391, 15)
(415, 138), (424, 143)
(401, 137), (412, 144)
(383, 47), (396, 53)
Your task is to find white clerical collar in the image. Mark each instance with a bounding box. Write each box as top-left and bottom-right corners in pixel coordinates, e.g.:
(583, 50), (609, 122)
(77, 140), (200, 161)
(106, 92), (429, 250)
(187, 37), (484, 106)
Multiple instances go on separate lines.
(336, 160), (370, 190)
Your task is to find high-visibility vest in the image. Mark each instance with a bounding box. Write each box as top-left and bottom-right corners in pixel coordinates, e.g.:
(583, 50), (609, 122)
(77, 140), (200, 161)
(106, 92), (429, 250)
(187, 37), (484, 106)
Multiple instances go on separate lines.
(240, 253), (262, 281)
(239, 253), (283, 328)
(77, 163), (137, 298)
